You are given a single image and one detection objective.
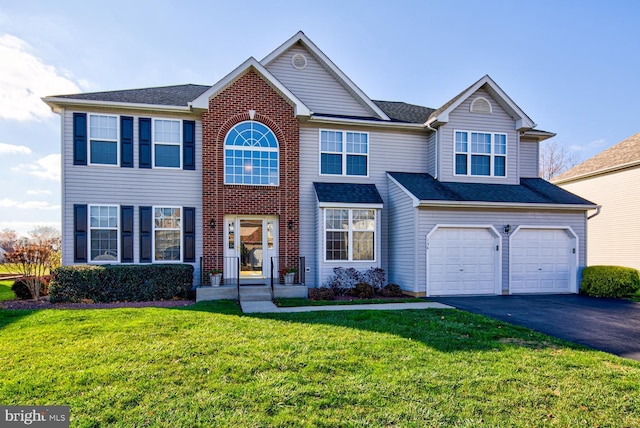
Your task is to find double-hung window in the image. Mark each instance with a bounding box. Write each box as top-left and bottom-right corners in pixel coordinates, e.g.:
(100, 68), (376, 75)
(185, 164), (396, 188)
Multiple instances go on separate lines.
(89, 205), (118, 261)
(154, 207), (181, 261)
(455, 130), (507, 177)
(154, 119), (181, 168)
(320, 130), (368, 176)
(325, 209), (375, 261)
(89, 115), (118, 165)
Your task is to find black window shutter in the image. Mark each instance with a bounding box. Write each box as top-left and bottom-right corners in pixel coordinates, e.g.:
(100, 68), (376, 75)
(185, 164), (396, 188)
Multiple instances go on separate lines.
(121, 206), (134, 262)
(139, 118), (152, 168)
(120, 116), (134, 168)
(139, 206), (152, 262)
(74, 204), (88, 262)
(183, 120), (196, 170)
(73, 113), (87, 165)
(183, 207), (196, 262)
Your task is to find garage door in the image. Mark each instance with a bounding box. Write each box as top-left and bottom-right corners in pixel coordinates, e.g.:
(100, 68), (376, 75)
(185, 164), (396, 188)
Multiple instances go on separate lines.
(428, 227), (498, 296)
(510, 228), (574, 293)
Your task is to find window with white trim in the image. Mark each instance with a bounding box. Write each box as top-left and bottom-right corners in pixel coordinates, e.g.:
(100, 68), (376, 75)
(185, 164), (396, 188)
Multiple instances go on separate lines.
(320, 130), (368, 176)
(90, 205), (118, 261)
(154, 207), (181, 261)
(224, 121), (279, 185)
(455, 130), (507, 177)
(325, 208), (375, 261)
(154, 119), (181, 168)
(89, 114), (118, 165)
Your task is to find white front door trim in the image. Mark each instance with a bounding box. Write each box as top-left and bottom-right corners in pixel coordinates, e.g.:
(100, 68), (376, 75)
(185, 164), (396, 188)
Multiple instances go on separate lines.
(508, 225), (578, 294)
(426, 224), (502, 296)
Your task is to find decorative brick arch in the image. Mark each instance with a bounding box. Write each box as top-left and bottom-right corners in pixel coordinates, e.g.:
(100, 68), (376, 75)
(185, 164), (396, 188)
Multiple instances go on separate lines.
(201, 69), (300, 279)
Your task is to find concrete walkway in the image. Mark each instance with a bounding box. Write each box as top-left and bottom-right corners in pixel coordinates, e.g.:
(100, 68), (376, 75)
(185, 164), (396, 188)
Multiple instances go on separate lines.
(240, 300), (452, 313)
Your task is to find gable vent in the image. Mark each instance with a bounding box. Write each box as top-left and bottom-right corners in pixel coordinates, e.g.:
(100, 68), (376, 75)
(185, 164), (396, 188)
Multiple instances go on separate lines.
(470, 97), (492, 114)
(291, 53), (307, 70)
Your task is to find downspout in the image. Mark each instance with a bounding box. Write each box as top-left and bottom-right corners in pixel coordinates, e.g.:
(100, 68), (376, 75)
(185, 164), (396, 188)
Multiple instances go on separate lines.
(426, 122), (438, 179)
(587, 206), (602, 220)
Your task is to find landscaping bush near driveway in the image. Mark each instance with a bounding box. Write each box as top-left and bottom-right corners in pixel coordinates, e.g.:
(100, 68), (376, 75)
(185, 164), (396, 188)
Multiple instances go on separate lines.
(49, 264), (193, 303)
(580, 265), (640, 298)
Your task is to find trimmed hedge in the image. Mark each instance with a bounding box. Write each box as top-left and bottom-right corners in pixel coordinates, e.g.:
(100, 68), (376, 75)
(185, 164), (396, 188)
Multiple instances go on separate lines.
(49, 264), (194, 303)
(580, 265), (640, 298)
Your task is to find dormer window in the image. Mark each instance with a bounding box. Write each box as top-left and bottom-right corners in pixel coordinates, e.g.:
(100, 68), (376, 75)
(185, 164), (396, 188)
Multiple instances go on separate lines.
(470, 97), (492, 114)
(455, 130), (506, 177)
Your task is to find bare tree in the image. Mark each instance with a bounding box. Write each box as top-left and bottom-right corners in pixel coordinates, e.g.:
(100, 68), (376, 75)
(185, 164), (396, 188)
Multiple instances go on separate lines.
(539, 140), (580, 180)
(0, 228), (18, 253)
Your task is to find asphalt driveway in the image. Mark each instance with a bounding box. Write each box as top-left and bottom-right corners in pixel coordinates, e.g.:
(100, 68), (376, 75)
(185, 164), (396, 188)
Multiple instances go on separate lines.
(431, 295), (640, 361)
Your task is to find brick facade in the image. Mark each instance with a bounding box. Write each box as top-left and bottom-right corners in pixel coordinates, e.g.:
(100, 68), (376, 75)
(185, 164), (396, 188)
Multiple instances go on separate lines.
(201, 69), (300, 279)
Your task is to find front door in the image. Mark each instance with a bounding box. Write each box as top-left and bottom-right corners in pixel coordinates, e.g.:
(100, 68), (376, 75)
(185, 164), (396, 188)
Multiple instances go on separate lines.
(224, 216), (278, 280)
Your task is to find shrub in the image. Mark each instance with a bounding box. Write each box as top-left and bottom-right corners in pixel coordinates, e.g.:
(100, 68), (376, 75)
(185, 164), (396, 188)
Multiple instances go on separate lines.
(379, 283), (404, 298)
(308, 287), (335, 301)
(354, 282), (375, 298)
(580, 266), (640, 298)
(363, 268), (386, 290)
(12, 276), (51, 300)
(49, 264), (194, 303)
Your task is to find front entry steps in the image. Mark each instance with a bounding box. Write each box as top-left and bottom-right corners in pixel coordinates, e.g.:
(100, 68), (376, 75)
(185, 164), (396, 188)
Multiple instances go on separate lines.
(239, 285), (272, 301)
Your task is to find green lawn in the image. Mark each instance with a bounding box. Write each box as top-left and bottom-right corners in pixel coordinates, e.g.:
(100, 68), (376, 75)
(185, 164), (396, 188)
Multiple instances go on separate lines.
(0, 280), (14, 301)
(1, 302), (639, 427)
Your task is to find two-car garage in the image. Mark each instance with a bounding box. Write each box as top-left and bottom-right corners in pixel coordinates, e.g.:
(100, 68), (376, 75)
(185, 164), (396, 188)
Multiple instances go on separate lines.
(426, 225), (578, 296)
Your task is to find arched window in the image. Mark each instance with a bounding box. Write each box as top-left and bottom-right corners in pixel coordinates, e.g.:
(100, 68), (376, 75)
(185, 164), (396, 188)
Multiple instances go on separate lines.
(224, 121), (279, 186)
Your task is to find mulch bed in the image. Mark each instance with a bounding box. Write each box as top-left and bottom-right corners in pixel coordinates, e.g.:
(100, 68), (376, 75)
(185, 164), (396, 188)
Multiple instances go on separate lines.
(0, 298), (195, 310)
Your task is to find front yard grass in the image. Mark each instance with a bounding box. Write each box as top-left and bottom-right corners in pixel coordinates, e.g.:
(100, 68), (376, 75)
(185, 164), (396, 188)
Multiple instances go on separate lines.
(1, 301), (639, 426)
(0, 280), (14, 301)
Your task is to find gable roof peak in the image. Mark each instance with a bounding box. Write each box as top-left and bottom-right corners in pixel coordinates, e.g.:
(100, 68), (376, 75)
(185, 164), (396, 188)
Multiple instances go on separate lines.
(261, 31), (390, 121)
(426, 74), (535, 131)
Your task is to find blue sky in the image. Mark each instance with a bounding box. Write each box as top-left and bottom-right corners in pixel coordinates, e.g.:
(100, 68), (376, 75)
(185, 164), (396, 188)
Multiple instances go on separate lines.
(1, 0), (639, 236)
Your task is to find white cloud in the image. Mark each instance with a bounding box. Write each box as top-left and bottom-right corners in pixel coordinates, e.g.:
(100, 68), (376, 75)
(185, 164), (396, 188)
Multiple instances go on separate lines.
(0, 220), (60, 238)
(26, 189), (52, 195)
(570, 138), (606, 153)
(0, 142), (32, 154)
(0, 198), (60, 210)
(12, 153), (60, 181)
(0, 34), (80, 121)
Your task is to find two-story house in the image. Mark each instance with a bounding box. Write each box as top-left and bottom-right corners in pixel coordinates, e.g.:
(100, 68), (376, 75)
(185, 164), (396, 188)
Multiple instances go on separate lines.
(43, 31), (595, 298)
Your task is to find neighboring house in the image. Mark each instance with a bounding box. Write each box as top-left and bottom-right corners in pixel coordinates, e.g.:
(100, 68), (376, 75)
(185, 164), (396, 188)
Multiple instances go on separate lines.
(554, 133), (640, 270)
(42, 31), (595, 297)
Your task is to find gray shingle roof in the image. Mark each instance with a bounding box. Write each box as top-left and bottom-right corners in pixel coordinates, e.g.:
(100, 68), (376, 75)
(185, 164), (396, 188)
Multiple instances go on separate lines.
(388, 172), (595, 206)
(553, 132), (640, 182)
(51, 84), (211, 107)
(313, 182), (383, 204)
(372, 100), (435, 124)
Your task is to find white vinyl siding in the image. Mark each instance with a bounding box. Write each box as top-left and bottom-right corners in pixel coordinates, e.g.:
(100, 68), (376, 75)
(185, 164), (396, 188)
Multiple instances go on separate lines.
(299, 124), (429, 287)
(519, 140), (540, 178)
(61, 109), (203, 284)
(265, 44), (376, 118)
(559, 168), (640, 270)
(438, 88), (519, 185)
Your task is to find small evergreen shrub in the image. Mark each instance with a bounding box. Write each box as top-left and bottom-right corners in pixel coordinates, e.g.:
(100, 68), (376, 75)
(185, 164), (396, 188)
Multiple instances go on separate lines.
(379, 283), (404, 297)
(580, 266), (640, 298)
(354, 282), (375, 298)
(12, 276), (50, 300)
(308, 287), (335, 301)
(49, 264), (194, 303)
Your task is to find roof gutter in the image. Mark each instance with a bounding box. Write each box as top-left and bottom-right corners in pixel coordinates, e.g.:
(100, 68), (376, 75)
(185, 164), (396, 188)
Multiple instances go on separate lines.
(42, 97), (194, 115)
(587, 205), (602, 220)
(415, 200), (598, 210)
(307, 115), (425, 130)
